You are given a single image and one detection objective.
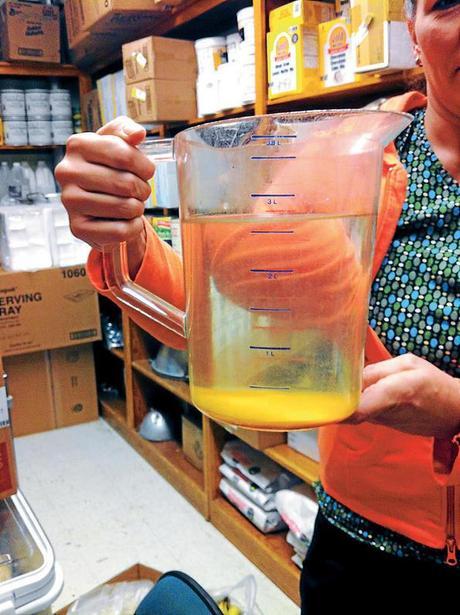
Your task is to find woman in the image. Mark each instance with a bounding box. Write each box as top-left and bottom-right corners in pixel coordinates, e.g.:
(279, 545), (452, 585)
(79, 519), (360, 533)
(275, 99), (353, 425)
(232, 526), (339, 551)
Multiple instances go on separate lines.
(56, 0), (460, 611)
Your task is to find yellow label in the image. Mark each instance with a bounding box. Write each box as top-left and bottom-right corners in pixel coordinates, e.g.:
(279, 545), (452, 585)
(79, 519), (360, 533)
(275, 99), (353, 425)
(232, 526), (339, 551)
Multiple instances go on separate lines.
(319, 17), (355, 87)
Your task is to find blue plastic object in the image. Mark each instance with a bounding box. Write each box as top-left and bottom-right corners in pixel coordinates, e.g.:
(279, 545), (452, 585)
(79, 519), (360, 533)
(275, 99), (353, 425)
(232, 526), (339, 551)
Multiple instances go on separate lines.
(135, 570), (222, 615)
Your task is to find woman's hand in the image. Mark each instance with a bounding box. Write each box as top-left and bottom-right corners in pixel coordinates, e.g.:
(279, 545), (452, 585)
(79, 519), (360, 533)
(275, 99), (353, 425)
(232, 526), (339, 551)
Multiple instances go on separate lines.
(347, 353), (460, 440)
(55, 116), (155, 278)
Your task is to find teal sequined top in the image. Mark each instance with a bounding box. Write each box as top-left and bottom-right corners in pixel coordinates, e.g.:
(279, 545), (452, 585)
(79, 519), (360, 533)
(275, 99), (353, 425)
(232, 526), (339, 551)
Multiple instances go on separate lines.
(317, 108), (460, 564)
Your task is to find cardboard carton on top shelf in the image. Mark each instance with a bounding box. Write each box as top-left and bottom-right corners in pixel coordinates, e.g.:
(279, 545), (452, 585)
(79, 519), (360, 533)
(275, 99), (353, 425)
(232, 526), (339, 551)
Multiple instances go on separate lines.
(65, 0), (163, 42)
(0, 1), (60, 64)
(350, 0), (416, 72)
(126, 78), (197, 122)
(0, 355), (17, 501)
(123, 36), (197, 85)
(0, 266), (101, 357)
(269, 0), (336, 31)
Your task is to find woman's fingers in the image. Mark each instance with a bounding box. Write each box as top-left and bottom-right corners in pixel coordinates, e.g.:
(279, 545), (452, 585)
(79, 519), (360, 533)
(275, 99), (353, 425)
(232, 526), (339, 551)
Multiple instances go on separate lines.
(60, 159), (151, 202)
(70, 213), (145, 248)
(97, 115), (147, 145)
(362, 353), (424, 389)
(63, 132), (155, 181)
(61, 185), (146, 220)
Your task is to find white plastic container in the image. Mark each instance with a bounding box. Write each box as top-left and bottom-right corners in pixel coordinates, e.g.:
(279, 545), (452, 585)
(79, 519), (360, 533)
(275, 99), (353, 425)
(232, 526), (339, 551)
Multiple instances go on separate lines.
(194, 37), (227, 74)
(3, 119), (28, 146)
(50, 89), (72, 119)
(239, 41), (256, 66)
(25, 89), (51, 119)
(237, 6), (255, 44)
(226, 33), (241, 64)
(196, 74), (220, 116)
(240, 64), (256, 104)
(0, 491), (63, 613)
(217, 63), (242, 110)
(0, 89), (25, 118)
(51, 120), (73, 144)
(27, 120), (52, 146)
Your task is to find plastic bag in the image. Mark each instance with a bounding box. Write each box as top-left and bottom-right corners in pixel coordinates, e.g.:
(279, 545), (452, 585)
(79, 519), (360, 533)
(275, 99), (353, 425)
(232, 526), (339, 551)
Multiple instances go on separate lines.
(275, 489), (318, 546)
(67, 580), (154, 615)
(210, 575), (263, 615)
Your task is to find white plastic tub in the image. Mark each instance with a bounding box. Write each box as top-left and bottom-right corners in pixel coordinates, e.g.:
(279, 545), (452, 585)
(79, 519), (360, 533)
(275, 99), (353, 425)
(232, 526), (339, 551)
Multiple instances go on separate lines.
(27, 121), (52, 146)
(194, 36), (227, 74)
(0, 90), (25, 119)
(51, 120), (73, 145)
(3, 120), (28, 146)
(50, 89), (72, 120)
(0, 491), (63, 614)
(25, 89), (50, 120)
(237, 6), (255, 44)
(217, 63), (242, 110)
(226, 33), (241, 64)
(196, 74), (220, 116)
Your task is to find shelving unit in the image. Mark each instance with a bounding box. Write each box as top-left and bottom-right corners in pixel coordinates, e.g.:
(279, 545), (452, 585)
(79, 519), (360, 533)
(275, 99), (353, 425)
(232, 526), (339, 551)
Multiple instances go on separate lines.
(69, 0), (424, 605)
(0, 145), (62, 151)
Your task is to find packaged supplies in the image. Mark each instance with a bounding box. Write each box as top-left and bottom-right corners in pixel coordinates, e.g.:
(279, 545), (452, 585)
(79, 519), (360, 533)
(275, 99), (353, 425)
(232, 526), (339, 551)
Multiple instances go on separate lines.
(274, 488), (318, 545)
(221, 440), (301, 493)
(219, 463), (277, 511)
(220, 478), (287, 533)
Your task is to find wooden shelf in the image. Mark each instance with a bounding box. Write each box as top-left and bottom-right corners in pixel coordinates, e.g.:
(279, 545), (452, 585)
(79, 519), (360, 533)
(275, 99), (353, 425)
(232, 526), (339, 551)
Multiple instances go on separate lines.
(132, 359), (192, 404)
(0, 62), (81, 78)
(265, 445), (319, 486)
(0, 145), (62, 151)
(210, 497), (300, 605)
(109, 347), (125, 361)
(101, 395), (207, 517)
(267, 68), (425, 110)
(100, 396), (127, 419)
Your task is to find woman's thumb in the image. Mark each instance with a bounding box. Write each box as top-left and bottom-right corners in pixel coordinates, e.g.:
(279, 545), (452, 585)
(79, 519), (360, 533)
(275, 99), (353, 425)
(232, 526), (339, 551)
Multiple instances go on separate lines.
(97, 116), (146, 146)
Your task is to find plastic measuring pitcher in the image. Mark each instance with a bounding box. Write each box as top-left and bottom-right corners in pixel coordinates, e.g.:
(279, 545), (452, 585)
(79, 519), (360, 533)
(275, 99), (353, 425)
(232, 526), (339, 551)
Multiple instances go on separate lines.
(103, 110), (411, 431)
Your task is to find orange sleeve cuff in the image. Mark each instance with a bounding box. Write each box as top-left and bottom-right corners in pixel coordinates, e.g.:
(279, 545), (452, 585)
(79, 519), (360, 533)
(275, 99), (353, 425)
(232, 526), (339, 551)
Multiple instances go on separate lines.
(86, 220), (186, 350)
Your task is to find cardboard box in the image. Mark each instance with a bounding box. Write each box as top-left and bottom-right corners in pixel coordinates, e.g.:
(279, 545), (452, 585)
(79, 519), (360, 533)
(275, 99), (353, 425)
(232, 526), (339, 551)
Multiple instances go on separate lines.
(49, 345), (98, 429)
(56, 564), (162, 614)
(0, 265), (101, 357)
(126, 79), (197, 122)
(267, 1), (336, 99)
(287, 429), (320, 461)
(222, 424), (286, 451)
(123, 36), (197, 85)
(0, 356), (18, 500)
(65, 0), (162, 42)
(269, 1), (336, 31)
(5, 344), (98, 436)
(182, 415), (203, 471)
(350, 0), (415, 72)
(81, 89), (103, 132)
(318, 17), (355, 87)
(5, 351), (55, 437)
(0, 1), (60, 64)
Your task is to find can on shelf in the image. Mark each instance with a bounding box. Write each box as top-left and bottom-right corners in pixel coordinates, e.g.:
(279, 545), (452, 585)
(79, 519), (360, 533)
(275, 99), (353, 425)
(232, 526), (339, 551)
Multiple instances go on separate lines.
(25, 89), (51, 120)
(27, 120), (52, 146)
(0, 89), (26, 119)
(50, 89), (72, 120)
(3, 119), (28, 146)
(51, 120), (73, 144)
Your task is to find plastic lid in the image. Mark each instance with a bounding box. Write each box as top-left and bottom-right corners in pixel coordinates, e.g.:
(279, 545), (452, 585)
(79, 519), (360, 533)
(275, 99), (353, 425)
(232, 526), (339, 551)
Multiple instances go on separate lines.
(0, 89), (23, 94)
(226, 32), (242, 43)
(194, 36), (226, 50)
(50, 89), (71, 95)
(237, 6), (254, 21)
(3, 117), (27, 122)
(0, 492), (61, 611)
(25, 89), (50, 94)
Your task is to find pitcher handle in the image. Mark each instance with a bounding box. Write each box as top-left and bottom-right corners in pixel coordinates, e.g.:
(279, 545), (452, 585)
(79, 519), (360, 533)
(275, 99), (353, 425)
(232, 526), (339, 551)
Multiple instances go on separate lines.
(102, 137), (186, 339)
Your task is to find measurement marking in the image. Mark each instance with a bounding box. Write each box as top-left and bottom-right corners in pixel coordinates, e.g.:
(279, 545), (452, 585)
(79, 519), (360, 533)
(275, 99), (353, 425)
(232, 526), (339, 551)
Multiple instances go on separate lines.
(250, 156), (297, 160)
(250, 268), (294, 273)
(250, 230), (294, 234)
(249, 385), (291, 390)
(251, 135), (297, 140)
(249, 345), (291, 351)
(250, 193), (296, 198)
(249, 307), (291, 312)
